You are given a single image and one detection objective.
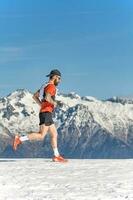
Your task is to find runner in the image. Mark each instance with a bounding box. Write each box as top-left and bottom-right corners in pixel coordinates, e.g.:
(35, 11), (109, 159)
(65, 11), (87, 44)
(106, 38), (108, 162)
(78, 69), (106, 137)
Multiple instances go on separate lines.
(13, 69), (67, 162)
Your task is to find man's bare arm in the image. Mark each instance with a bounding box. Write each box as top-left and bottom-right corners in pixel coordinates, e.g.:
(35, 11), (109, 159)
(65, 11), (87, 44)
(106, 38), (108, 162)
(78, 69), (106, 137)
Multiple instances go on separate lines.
(33, 91), (42, 107)
(44, 93), (57, 107)
(45, 93), (63, 107)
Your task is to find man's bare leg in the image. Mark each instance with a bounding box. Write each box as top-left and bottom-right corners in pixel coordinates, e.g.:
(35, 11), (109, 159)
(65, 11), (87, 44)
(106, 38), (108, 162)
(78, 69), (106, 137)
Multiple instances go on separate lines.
(27, 125), (49, 141)
(49, 124), (68, 162)
(49, 124), (60, 156)
(13, 125), (49, 151)
(49, 124), (58, 148)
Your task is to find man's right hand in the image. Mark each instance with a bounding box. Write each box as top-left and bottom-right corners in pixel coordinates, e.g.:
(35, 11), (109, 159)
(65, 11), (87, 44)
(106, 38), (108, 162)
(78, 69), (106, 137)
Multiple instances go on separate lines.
(54, 101), (58, 107)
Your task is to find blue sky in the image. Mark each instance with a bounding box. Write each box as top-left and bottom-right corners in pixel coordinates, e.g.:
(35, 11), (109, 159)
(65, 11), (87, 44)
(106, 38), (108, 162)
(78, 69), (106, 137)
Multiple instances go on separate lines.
(0, 0), (133, 99)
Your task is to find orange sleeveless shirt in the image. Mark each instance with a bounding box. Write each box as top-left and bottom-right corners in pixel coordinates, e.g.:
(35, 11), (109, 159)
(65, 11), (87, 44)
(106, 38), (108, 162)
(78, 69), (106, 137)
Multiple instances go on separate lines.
(40, 83), (56, 113)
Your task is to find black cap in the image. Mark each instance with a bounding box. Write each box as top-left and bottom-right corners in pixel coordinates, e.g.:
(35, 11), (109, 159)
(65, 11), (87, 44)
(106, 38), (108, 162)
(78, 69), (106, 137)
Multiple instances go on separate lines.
(46, 69), (61, 77)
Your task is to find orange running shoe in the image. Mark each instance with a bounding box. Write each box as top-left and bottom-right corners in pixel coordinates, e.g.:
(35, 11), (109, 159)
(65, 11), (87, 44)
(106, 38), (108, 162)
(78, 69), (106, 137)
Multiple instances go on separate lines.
(13, 135), (22, 151)
(52, 155), (68, 163)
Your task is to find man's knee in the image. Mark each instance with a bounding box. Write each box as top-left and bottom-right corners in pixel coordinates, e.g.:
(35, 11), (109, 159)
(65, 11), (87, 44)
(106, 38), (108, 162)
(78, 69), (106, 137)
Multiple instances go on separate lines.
(39, 132), (47, 140)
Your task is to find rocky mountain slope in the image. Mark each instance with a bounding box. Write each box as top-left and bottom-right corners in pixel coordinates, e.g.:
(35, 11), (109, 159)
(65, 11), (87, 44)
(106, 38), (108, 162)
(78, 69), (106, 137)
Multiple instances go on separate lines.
(0, 89), (133, 158)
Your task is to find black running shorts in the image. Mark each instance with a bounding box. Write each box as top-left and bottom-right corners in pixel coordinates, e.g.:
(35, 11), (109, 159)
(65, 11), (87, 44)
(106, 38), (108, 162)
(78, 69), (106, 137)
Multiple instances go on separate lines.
(39, 112), (54, 126)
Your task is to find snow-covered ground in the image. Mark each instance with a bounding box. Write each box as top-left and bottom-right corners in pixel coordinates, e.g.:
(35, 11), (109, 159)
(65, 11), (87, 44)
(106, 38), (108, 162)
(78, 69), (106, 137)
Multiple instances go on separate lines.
(0, 159), (133, 200)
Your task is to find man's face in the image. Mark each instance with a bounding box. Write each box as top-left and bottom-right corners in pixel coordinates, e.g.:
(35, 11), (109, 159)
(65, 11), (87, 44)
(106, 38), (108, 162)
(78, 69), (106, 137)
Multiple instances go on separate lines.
(54, 75), (61, 86)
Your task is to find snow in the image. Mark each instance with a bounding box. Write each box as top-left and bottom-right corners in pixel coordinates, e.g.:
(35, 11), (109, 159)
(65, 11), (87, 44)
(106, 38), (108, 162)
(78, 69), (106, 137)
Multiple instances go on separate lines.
(1, 90), (133, 158)
(1, 89), (133, 137)
(0, 159), (133, 200)
(56, 94), (133, 135)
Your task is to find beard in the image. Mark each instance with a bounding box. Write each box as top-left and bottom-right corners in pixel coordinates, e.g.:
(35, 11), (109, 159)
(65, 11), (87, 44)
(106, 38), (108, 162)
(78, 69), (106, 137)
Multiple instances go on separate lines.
(54, 80), (59, 86)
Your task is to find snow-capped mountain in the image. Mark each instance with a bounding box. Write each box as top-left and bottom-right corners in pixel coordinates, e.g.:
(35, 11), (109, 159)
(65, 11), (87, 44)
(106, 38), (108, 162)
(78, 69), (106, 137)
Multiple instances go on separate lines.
(0, 89), (133, 158)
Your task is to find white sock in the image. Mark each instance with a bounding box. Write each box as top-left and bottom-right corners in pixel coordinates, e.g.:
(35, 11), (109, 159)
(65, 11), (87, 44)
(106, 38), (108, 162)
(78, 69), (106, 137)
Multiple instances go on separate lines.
(53, 148), (60, 157)
(20, 135), (29, 142)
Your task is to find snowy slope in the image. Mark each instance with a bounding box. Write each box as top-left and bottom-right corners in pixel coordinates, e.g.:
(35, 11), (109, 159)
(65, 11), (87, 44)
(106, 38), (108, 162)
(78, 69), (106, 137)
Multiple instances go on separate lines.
(0, 89), (133, 158)
(0, 159), (133, 200)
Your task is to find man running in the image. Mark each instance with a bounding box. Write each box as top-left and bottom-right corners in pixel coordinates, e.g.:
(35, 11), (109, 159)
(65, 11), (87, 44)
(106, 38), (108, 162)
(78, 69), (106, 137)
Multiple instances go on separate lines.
(13, 69), (67, 162)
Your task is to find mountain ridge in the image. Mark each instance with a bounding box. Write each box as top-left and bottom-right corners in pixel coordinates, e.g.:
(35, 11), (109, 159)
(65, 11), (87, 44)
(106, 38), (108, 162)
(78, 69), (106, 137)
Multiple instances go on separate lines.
(0, 89), (133, 158)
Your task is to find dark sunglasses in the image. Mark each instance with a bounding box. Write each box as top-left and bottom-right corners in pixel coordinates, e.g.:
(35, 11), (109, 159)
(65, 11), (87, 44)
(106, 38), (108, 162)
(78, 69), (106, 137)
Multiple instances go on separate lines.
(57, 76), (61, 80)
